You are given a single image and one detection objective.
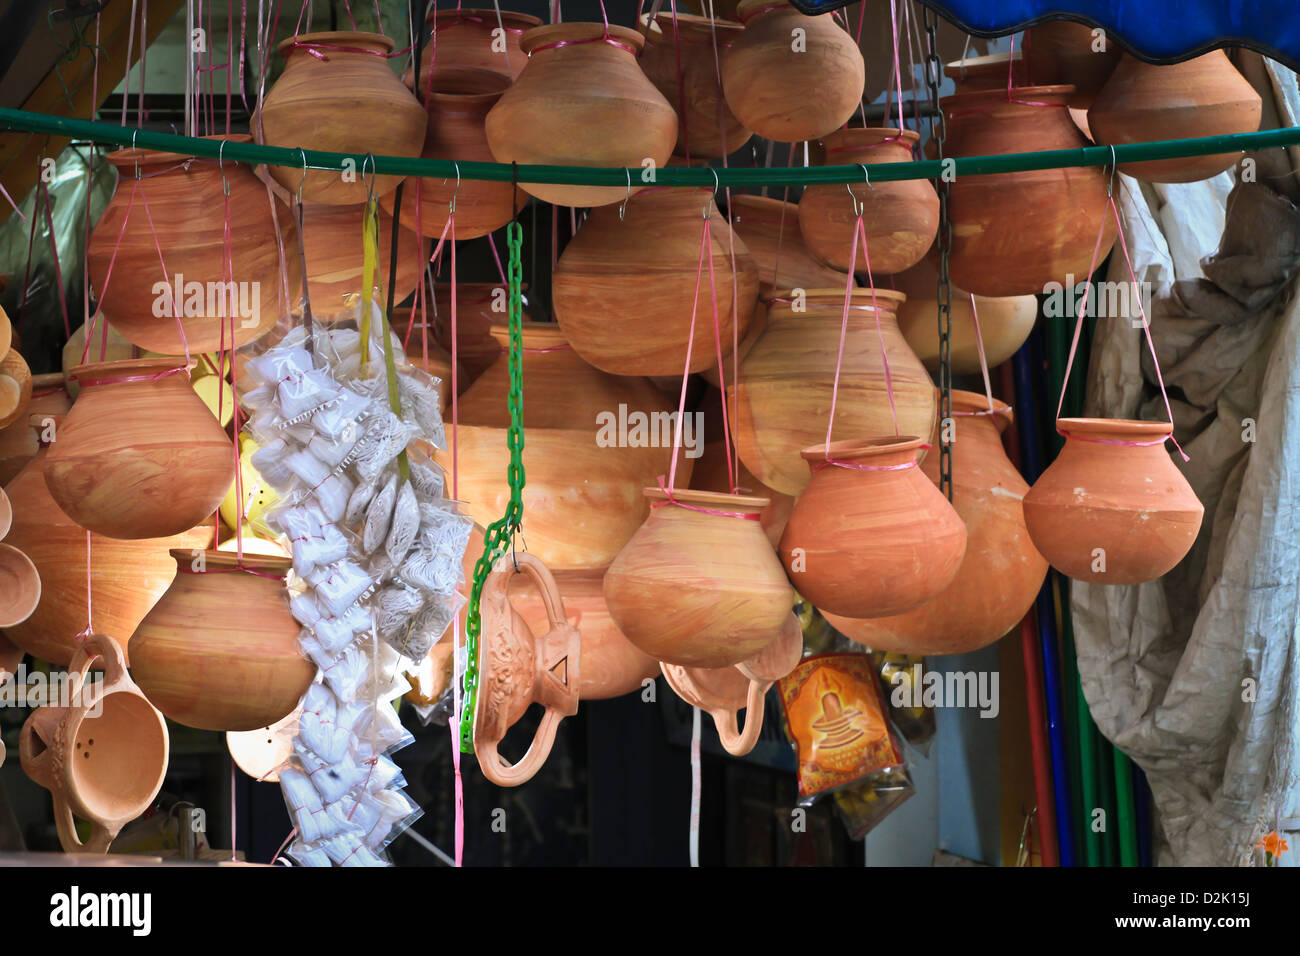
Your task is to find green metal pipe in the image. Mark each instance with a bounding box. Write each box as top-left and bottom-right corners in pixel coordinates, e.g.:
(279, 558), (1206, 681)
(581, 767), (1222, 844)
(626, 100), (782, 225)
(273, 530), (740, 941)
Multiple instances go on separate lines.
(3, 106), (1300, 187)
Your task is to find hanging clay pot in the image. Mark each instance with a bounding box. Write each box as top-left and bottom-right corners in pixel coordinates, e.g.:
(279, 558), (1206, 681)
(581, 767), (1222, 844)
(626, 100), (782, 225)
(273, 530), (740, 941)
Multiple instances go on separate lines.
(944, 52), (1027, 94)
(0, 542), (40, 628)
(43, 359), (234, 540)
(1022, 418), (1203, 584)
(438, 323), (689, 570)
(799, 128), (939, 276)
(639, 12), (752, 159)
(823, 392), (1048, 653)
(383, 68), (518, 241)
(0, 373), (68, 486)
(604, 488), (793, 668)
(1088, 52), (1262, 183)
(735, 288), (935, 496)
(409, 8), (541, 81)
(552, 187), (759, 376)
(940, 85), (1116, 297)
(87, 137), (292, 355)
(433, 281), (531, 384)
(258, 32), (427, 204)
(730, 195), (850, 295)
(227, 706), (300, 784)
(721, 0), (864, 143)
(484, 23), (678, 208)
(473, 553), (580, 787)
(129, 551), (314, 732)
(19, 634), (169, 853)
(1023, 21), (1120, 108)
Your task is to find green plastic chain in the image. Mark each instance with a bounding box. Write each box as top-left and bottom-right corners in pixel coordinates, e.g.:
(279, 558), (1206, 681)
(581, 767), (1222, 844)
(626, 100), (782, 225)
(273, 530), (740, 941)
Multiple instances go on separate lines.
(459, 220), (526, 753)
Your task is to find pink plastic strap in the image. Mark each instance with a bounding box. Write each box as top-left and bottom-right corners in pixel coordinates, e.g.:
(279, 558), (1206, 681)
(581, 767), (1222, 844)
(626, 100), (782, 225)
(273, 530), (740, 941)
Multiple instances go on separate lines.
(811, 457), (919, 473)
(652, 477), (761, 520)
(138, 186), (193, 368)
(75, 365), (189, 388)
(0, 180), (25, 224)
(287, 39), (414, 60)
(530, 33), (636, 55)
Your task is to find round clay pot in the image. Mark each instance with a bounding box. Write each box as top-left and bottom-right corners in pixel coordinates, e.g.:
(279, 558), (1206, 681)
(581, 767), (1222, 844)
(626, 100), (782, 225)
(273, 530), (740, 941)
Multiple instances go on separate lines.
(552, 187), (759, 376)
(729, 195), (850, 296)
(1023, 21), (1120, 107)
(1088, 51), (1262, 183)
(1022, 418), (1204, 584)
(0, 349), (31, 430)
(227, 706), (300, 783)
(44, 359), (234, 540)
(824, 391), (1048, 653)
(722, 0), (864, 143)
(438, 323), (690, 569)
(640, 12), (752, 159)
(0, 543), (40, 628)
(473, 553), (580, 787)
(432, 281), (531, 384)
(87, 138), (293, 355)
(0, 374), (70, 485)
(259, 32), (427, 204)
(129, 550), (314, 732)
(603, 488), (793, 668)
(799, 128), (938, 276)
(734, 288), (935, 496)
(939, 85), (1116, 297)
(944, 52), (1027, 93)
(383, 68), (517, 240)
(19, 634), (168, 853)
(409, 8), (541, 80)
(484, 23), (678, 208)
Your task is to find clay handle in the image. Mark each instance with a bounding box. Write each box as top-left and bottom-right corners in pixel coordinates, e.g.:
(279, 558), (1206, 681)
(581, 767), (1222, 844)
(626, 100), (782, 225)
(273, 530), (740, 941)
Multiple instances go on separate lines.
(475, 708), (566, 788)
(53, 795), (115, 854)
(710, 678), (769, 756)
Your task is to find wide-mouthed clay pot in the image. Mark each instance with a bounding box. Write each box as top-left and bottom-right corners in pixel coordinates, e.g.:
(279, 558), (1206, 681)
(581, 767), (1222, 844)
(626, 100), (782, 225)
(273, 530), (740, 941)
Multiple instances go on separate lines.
(409, 8), (541, 80)
(944, 52), (1028, 94)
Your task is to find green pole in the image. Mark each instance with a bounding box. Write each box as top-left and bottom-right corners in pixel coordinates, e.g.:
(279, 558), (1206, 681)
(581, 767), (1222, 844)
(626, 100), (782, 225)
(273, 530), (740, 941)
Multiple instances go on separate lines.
(1113, 748), (1140, 866)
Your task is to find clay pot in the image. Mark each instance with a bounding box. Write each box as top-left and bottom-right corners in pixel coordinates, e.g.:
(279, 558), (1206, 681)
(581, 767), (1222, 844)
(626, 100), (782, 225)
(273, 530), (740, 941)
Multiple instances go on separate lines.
(1022, 418), (1203, 584)
(722, 0), (864, 143)
(729, 195), (850, 295)
(473, 553), (580, 786)
(409, 8), (541, 80)
(553, 187), (759, 376)
(940, 85), (1116, 297)
(891, 257), (1038, 375)
(824, 392), (1048, 653)
(259, 32), (427, 204)
(0, 542), (40, 628)
(227, 706), (300, 783)
(1024, 21), (1120, 107)
(944, 53), (1027, 93)
(0, 348), (31, 430)
(1088, 52), (1262, 183)
(439, 323), (689, 569)
(129, 550), (314, 732)
(383, 68), (517, 240)
(0, 374), (69, 485)
(433, 281), (530, 384)
(799, 128), (938, 276)
(604, 488), (793, 668)
(484, 23), (678, 208)
(19, 634), (169, 853)
(87, 137), (291, 354)
(735, 288), (935, 496)
(44, 359), (234, 540)
(640, 12), (752, 158)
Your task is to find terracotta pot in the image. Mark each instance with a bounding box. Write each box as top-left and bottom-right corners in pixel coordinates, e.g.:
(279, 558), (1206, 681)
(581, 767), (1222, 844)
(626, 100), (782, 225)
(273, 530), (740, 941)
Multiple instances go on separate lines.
(0, 542), (40, 628)
(484, 23), (677, 208)
(2, 423), (212, 666)
(1022, 418), (1203, 584)
(604, 488), (793, 668)
(891, 257), (1038, 375)
(19, 635), (168, 853)
(1024, 21), (1120, 107)
(553, 187), (759, 376)
(799, 128), (938, 276)
(824, 392), (1048, 653)
(438, 323), (689, 569)
(87, 137), (291, 355)
(259, 32), (427, 204)
(0, 374), (70, 485)
(129, 550), (314, 732)
(639, 12), (752, 158)
(44, 359), (234, 540)
(1088, 52), (1262, 183)
(722, 0), (864, 143)
(944, 52), (1027, 93)
(729, 195), (850, 296)
(939, 85), (1116, 297)
(409, 8), (541, 80)
(735, 288), (935, 496)
(0, 348), (31, 430)
(383, 68), (517, 240)
(432, 281), (530, 384)
(473, 553), (580, 786)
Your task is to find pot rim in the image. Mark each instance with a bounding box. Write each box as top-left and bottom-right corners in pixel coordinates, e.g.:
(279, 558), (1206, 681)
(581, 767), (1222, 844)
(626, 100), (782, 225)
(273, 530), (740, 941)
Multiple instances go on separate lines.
(944, 51), (1025, 72)
(68, 357), (191, 384)
(941, 84), (1076, 110)
(642, 486), (770, 512)
(819, 126), (921, 155)
(1058, 417), (1174, 440)
(730, 194), (799, 219)
(0, 543), (40, 628)
(168, 548), (292, 577)
(768, 287), (906, 308)
(949, 388), (1014, 423)
(104, 133), (253, 170)
(426, 7), (542, 28)
(278, 30), (395, 57)
(641, 11), (744, 38)
(736, 0), (795, 23)
(520, 22), (646, 56)
(487, 322), (569, 349)
(799, 435), (925, 462)
(419, 66), (512, 103)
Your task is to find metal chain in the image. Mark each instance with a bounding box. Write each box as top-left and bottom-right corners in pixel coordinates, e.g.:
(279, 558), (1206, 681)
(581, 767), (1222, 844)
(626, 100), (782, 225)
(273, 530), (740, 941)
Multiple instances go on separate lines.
(924, 6), (954, 500)
(459, 219), (526, 753)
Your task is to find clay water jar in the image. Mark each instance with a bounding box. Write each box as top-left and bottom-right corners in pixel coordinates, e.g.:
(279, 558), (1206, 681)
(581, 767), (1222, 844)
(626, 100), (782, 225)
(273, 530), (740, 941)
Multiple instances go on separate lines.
(1088, 51), (1262, 183)
(944, 53), (1027, 93)
(259, 32), (427, 204)
(729, 195), (850, 295)
(552, 187), (759, 376)
(484, 23), (678, 208)
(433, 281), (531, 384)
(939, 85), (1116, 297)
(384, 68), (517, 240)
(734, 288), (935, 496)
(87, 137), (290, 354)
(410, 8), (541, 80)
(640, 12), (752, 158)
(799, 128), (938, 276)
(1023, 21), (1120, 107)
(473, 553), (580, 786)
(1022, 418), (1204, 584)
(0, 373), (69, 485)
(19, 635), (168, 853)
(824, 392), (1048, 653)
(722, 0), (864, 143)
(603, 488), (794, 668)
(129, 550), (314, 732)
(43, 359), (234, 540)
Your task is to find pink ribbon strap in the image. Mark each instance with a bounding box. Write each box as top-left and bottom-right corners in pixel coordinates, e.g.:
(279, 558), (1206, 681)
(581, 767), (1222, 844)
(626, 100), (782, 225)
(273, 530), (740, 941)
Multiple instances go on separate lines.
(75, 364), (190, 388)
(811, 457), (918, 473)
(652, 477), (761, 520)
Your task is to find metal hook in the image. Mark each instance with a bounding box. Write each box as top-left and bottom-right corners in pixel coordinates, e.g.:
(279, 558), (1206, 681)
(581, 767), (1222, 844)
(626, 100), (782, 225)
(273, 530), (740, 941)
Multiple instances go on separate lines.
(1107, 145), (1118, 198)
(297, 148), (308, 205)
(704, 168), (720, 219)
(449, 161), (460, 215)
(131, 128), (142, 180)
(217, 139), (231, 197)
(846, 165), (870, 218)
(619, 168), (632, 222)
(362, 153), (377, 204)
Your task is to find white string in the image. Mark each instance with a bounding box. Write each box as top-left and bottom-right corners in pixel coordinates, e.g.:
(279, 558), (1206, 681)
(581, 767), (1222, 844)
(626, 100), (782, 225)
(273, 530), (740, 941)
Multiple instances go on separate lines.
(689, 705), (701, 867)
